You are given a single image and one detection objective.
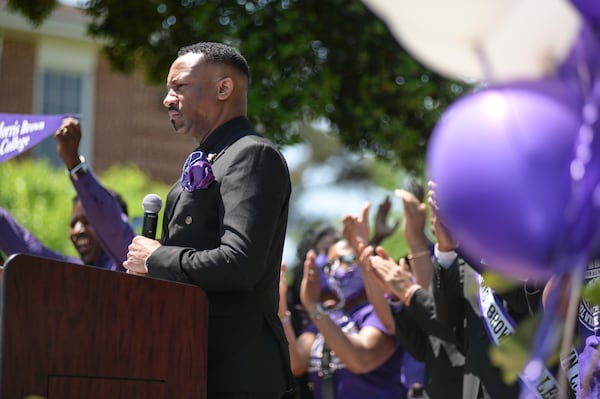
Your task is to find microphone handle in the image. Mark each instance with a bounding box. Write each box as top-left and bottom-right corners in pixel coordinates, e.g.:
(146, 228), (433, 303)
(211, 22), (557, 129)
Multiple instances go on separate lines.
(142, 211), (159, 239)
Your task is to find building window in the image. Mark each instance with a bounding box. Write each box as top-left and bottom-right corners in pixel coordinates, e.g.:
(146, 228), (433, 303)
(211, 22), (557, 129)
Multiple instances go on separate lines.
(34, 70), (83, 166)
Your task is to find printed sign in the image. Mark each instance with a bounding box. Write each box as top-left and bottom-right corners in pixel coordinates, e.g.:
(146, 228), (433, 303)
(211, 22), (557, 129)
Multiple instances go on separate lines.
(0, 113), (75, 163)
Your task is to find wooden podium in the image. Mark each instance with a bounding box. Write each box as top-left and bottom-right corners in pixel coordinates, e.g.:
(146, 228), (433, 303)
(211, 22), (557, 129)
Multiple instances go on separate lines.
(0, 254), (208, 398)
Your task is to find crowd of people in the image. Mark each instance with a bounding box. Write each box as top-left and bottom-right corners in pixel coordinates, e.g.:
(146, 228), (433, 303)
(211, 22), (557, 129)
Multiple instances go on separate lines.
(1, 41), (599, 399)
(279, 179), (599, 399)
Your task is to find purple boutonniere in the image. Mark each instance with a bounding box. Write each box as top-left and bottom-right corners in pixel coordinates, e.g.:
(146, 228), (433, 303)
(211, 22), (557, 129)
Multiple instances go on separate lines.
(181, 151), (215, 191)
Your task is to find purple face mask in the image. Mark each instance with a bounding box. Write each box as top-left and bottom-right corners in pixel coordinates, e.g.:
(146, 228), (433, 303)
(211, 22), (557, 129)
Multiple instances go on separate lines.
(327, 262), (365, 302)
(315, 253), (332, 294)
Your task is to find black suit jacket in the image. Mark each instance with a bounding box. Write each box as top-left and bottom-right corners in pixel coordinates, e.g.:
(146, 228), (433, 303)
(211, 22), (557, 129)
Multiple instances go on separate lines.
(147, 117), (293, 394)
(433, 257), (535, 399)
(392, 288), (464, 399)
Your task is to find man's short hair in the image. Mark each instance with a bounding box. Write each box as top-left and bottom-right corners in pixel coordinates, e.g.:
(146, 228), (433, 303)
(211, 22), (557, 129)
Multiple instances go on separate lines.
(178, 42), (250, 82)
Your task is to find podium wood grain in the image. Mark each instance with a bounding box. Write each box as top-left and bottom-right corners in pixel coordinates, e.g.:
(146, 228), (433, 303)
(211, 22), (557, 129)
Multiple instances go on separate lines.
(0, 254), (208, 398)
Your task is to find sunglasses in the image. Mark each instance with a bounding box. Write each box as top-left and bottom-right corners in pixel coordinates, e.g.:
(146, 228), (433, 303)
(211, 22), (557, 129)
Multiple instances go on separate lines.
(322, 254), (356, 274)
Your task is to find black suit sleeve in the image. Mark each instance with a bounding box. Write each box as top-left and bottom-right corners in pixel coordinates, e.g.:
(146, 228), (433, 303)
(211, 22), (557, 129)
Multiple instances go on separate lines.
(433, 259), (465, 352)
(392, 287), (462, 362)
(407, 288), (460, 345)
(391, 304), (428, 362)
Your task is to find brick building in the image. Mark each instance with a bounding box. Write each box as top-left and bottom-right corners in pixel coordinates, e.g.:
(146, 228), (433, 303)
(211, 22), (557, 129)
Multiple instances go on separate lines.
(0, 1), (195, 183)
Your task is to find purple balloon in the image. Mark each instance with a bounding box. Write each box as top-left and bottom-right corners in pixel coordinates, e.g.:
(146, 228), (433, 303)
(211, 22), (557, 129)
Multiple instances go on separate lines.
(571, 0), (600, 21)
(426, 80), (599, 279)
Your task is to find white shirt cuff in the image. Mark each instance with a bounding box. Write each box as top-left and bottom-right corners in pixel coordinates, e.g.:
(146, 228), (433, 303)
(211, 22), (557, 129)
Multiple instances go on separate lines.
(434, 244), (457, 269)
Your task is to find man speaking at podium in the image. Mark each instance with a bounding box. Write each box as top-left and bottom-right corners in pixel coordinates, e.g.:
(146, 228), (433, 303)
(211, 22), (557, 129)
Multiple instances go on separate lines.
(123, 42), (294, 399)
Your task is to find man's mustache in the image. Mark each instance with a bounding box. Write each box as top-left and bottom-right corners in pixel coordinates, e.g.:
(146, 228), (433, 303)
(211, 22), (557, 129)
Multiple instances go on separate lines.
(168, 105), (179, 112)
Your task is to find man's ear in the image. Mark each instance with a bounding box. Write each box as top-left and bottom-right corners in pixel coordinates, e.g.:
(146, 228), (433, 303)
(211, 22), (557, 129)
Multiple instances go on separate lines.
(217, 77), (234, 100)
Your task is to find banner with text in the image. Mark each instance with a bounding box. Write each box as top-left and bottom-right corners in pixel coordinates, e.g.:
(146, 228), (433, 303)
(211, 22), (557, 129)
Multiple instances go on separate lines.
(0, 113), (74, 163)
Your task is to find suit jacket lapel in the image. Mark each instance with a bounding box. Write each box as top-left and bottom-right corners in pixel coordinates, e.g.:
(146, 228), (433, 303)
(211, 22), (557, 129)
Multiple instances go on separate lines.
(162, 182), (183, 242)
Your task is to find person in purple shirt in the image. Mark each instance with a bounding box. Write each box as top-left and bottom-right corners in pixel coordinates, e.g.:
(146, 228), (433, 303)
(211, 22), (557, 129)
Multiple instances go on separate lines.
(0, 118), (133, 272)
(279, 239), (409, 399)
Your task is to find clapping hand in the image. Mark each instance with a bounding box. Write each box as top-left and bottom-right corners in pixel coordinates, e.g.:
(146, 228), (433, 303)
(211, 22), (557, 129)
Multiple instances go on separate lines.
(366, 246), (415, 301)
(300, 250), (323, 313)
(394, 188), (428, 248)
(372, 196), (399, 245)
(428, 181), (457, 251)
(278, 262), (290, 318)
(342, 201), (371, 253)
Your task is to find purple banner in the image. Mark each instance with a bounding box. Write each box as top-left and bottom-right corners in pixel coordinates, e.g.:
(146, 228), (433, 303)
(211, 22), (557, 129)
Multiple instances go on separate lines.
(0, 113), (74, 163)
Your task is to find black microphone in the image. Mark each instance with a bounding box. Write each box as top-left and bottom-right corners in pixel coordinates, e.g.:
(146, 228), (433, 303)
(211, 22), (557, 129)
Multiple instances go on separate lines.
(141, 194), (163, 239)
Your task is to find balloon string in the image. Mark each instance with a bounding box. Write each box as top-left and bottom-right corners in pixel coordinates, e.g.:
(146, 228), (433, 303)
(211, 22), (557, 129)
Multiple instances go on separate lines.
(557, 264), (585, 399)
(523, 256), (585, 392)
(559, 25), (593, 99)
(555, 28), (599, 264)
(567, 25), (596, 226)
(573, 26), (593, 97)
(524, 275), (563, 381)
(473, 42), (493, 84)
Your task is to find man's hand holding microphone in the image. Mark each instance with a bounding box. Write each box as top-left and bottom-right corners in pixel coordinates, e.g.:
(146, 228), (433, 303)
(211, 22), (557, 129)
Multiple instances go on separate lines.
(123, 194), (162, 275)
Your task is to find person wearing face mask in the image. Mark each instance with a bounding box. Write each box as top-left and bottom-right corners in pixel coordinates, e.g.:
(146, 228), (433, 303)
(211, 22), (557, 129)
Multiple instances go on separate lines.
(285, 223), (341, 399)
(279, 239), (409, 399)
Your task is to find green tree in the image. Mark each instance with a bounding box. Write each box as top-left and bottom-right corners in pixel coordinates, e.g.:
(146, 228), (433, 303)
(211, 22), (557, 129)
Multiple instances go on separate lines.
(8, 0), (466, 174)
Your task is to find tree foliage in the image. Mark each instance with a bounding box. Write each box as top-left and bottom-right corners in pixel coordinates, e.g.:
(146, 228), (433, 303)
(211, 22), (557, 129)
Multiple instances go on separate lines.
(7, 0), (58, 26)
(10, 0), (467, 173)
(0, 159), (74, 256)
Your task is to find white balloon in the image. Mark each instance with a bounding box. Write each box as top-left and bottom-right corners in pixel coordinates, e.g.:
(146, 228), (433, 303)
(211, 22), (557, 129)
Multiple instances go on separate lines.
(362, 0), (582, 83)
